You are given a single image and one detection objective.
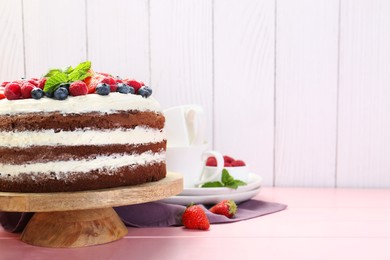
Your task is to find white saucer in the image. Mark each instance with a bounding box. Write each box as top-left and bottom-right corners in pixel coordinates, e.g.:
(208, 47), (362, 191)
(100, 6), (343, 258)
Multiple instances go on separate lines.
(179, 173), (262, 196)
(159, 186), (261, 205)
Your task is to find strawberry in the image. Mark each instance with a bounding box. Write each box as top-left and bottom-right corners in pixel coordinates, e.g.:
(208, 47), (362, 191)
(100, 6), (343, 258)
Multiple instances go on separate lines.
(21, 82), (35, 99)
(123, 78), (144, 93)
(4, 82), (22, 100)
(206, 156), (217, 166)
(84, 74), (105, 94)
(209, 200), (237, 218)
(182, 204), (210, 230)
(232, 160), (246, 167)
(37, 78), (47, 90)
(97, 72), (112, 77)
(0, 89), (5, 100)
(69, 81), (88, 96)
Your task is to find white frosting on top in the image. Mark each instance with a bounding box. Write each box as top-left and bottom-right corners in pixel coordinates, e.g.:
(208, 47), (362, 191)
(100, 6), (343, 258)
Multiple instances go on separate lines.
(0, 151), (165, 177)
(0, 127), (165, 148)
(0, 93), (161, 115)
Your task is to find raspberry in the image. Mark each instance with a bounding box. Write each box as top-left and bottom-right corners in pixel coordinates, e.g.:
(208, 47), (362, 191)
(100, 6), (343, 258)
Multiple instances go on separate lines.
(206, 157), (217, 166)
(100, 76), (117, 92)
(37, 78), (47, 89)
(123, 79), (144, 93)
(1, 81), (10, 87)
(69, 81), (88, 96)
(232, 160), (246, 167)
(27, 78), (39, 87)
(21, 82), (36, 99)
(4, 82), (22, 100)
(224, 163), (233, 167)
(223, 155), (235, 164)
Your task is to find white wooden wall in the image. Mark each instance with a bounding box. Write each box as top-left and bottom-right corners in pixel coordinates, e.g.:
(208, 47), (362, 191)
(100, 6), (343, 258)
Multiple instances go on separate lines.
(1, 0), (390, 188)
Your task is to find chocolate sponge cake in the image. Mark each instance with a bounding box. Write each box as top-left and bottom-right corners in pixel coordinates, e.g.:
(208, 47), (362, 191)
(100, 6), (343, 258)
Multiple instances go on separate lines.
(0, 62), (166, 192)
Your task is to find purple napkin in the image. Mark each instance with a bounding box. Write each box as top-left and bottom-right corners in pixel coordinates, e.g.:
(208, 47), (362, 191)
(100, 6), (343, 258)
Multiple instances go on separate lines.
(0, 200), (287, 232)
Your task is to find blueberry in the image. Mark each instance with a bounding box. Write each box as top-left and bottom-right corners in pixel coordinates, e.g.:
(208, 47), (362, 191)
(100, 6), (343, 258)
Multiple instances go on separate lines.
(116, 83), (130, 94)
(138, 86), (152, 98)
(53, 87), (69, 100)
(58, 83), (70, 91)
(96, 83), (110, 95)
(128, 86), (135, 94)
(31, 88), (44, 99)
(44, 91), (54, 98)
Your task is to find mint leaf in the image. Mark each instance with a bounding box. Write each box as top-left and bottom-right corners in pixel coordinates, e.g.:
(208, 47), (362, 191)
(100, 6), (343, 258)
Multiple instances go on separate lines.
(201, 181), (224, 188)
(234, 180), (247, 186)
(221, 169), (235, 185)
(43, 71), (68, 93)
(44, 69), (63, 78)
(68, 61), (91, 81)
(63, 66), (74, 74)
(224, 182), (239, 189)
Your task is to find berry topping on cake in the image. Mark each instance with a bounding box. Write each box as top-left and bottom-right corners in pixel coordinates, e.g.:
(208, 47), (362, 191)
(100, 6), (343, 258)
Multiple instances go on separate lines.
(21, 82), (36, 99)
(96, 83), (110, 95)
(31, 88), (44, 99)
(0, 88), (5, 100)
(116, 83), (131, 94)
(123, 79), (144, 93)
(100, 76), (117, 92)
(1, 81), (10, 87)
(4, 82), (22, 100)
(53, 87), (69, 100)
(138, 86), (152, 98)
(69, 81), (88, 96)
(37, 78), (46, 89)
(1, 61), (154, 101)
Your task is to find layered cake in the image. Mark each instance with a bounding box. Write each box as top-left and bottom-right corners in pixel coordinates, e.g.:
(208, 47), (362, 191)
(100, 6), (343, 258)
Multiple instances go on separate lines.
(0, 61), (166, 192)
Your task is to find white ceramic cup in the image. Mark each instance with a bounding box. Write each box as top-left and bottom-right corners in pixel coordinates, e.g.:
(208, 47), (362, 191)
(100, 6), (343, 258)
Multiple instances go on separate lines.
(164, 105), (205, 147)
(165, 143), (224, 188)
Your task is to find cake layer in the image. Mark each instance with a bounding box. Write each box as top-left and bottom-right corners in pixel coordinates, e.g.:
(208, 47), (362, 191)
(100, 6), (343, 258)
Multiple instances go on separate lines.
(0, 111), (164, 132)
(0, 93), (161, 115)
(0, 127), (165, 148)
(0, 151), (165, 177)
(0, 141), (166, 165)
(0, 162), (166, 192)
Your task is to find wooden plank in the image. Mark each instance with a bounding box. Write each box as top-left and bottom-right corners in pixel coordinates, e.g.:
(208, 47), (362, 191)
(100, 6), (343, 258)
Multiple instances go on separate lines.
(274, 0), (339, 186)
(86, 0), (149, 81)
(23, 0), (87, 77)
(149, 0), (213, 144)
(337, 0), (390, 187)
(214, 0), (275, 185)
(0, 0), (24, 82)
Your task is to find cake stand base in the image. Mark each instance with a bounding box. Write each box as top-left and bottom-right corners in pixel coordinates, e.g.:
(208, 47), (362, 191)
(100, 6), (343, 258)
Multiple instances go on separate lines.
(21, 208), (127, 248)
(0, 172), (183, 248)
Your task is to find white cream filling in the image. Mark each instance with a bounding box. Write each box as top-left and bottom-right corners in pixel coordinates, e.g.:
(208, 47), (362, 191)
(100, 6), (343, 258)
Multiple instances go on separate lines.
(0, 93), (161, 115)
(0, 126), (165, 148)
(0, 151), (165, 177)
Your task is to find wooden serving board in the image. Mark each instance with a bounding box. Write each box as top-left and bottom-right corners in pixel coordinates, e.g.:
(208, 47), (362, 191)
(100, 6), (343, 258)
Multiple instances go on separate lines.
(0, 172), (183, 248)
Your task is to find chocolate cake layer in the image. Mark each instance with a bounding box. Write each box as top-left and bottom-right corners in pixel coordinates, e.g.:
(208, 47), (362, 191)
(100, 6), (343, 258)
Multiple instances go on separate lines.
(0, 111), (164, 131)
(0, 162), (166, 193)
(0, 141), (166, 164)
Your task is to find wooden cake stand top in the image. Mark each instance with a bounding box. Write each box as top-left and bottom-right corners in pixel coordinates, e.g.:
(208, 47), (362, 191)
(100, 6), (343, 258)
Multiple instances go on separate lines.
(0, 172), (183, 212)
(0, 172), (183, 248)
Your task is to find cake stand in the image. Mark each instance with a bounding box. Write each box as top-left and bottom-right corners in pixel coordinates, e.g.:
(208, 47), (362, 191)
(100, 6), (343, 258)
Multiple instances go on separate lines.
(0, 172), (183, 248)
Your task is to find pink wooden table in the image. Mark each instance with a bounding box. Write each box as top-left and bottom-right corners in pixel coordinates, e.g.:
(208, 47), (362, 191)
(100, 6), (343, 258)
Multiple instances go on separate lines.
(1, 187), (390, 260)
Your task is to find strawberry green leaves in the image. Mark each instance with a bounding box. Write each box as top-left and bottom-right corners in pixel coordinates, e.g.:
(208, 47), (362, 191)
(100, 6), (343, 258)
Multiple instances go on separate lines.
(201, 169), (247, 189)
(43, 61), (91, 93)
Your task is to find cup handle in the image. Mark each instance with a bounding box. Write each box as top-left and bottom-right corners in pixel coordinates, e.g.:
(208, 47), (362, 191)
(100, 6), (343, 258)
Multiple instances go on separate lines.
(195, 151), (224, 186)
